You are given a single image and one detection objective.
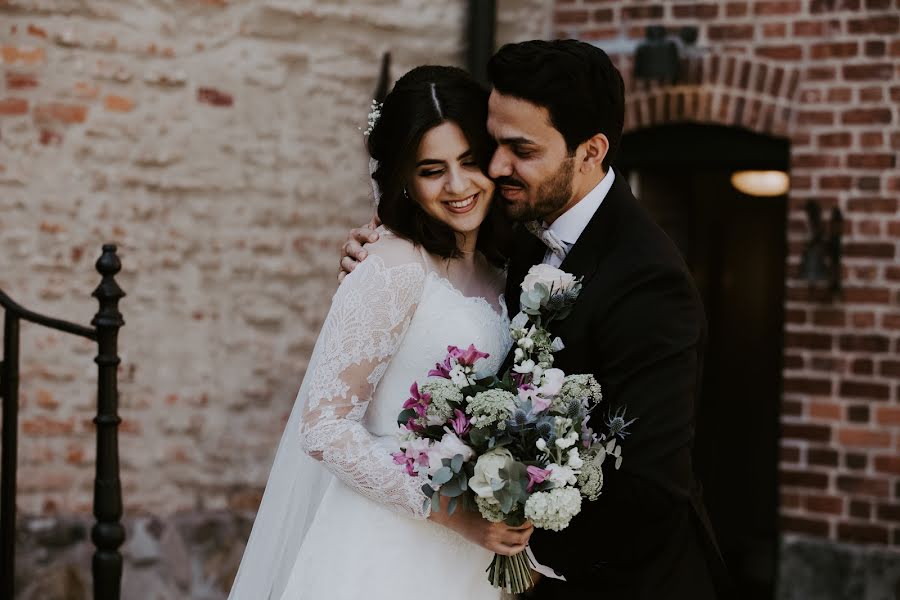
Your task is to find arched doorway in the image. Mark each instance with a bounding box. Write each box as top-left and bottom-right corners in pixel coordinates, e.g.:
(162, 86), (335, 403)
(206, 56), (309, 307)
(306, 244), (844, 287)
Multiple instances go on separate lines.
(618, 123), (789, 599)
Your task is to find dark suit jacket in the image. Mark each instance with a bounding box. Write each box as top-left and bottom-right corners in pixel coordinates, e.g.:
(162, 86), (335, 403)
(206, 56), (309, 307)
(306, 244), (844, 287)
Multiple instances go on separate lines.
(505, 170), (732, 599)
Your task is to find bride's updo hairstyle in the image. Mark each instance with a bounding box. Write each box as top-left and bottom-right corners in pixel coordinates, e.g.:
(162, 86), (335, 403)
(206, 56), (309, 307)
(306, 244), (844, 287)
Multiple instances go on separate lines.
(367, 65), (509, 266)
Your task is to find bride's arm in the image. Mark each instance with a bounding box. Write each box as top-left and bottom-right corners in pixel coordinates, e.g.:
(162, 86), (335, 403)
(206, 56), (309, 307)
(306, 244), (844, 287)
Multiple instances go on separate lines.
(299, 242), (430, 518)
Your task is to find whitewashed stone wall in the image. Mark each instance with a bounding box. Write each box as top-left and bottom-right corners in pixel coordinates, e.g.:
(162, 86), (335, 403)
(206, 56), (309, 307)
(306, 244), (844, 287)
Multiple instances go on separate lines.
(0, 0), (552, 520)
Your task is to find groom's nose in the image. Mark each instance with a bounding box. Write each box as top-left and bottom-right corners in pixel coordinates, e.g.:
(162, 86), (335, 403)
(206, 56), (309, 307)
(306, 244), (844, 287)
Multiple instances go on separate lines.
(488, 147), (512, 180)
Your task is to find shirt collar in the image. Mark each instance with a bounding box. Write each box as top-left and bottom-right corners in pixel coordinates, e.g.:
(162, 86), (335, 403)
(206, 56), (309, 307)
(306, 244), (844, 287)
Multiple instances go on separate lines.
(546, 168), (615, 246)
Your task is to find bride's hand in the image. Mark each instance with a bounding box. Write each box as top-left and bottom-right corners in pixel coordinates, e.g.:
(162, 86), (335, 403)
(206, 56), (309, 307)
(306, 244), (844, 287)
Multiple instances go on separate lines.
(428, 497), (534, 556)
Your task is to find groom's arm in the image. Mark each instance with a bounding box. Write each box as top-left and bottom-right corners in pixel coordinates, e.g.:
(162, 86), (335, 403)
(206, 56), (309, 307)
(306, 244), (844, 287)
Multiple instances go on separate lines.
(531, 266), (706, 582)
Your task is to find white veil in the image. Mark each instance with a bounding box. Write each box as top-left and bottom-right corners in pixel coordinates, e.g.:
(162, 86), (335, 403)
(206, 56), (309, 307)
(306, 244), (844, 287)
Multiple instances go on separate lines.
(227, 340), (334, 600)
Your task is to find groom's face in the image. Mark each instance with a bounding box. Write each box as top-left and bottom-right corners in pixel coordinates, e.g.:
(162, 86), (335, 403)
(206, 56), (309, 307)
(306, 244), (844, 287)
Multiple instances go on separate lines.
(486, 90), (575, 224)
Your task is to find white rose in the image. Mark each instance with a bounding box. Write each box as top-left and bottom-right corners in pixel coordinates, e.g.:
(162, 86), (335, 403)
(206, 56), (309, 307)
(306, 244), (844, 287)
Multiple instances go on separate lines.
(426, 433), (474, 477)
(521, 264), (578, 296)
(469, 448), (515, 498)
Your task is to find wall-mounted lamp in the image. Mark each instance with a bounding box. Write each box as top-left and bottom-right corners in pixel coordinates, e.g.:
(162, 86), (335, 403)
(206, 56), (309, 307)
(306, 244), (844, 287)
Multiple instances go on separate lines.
(798, 201), (843, 300)
(731, 170), (790, 197)
(634, 26), (698, 84)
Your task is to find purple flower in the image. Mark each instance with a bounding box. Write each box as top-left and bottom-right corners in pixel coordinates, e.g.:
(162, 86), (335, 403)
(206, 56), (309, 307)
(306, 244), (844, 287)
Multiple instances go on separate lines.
(526, 465), (552, 492)
(450, 408), (470, 436)
(449, 344), (490, 367)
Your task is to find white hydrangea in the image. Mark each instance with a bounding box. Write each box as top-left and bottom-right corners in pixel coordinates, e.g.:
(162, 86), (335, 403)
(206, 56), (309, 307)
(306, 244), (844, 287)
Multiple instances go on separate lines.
(524, 487), (582, 531)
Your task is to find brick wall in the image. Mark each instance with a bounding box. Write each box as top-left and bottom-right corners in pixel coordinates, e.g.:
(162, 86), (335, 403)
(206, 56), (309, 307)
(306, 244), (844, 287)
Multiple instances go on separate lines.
(552, 0), (900, 551)
(0, 0), (553, 518)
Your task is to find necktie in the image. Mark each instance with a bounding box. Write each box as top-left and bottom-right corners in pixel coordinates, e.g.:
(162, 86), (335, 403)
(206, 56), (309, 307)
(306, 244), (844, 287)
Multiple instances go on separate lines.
(525, 221), (570, 261)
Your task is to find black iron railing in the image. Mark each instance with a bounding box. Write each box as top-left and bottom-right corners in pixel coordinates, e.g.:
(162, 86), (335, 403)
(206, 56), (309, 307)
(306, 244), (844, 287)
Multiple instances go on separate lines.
(0, 244), (125, 600)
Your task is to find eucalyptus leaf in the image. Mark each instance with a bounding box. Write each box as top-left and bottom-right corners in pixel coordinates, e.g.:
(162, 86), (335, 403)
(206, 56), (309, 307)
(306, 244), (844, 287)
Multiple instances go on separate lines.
(432, 467), (453, 486)
(422, 483), (434, 498)
(440, 478), (464, 497)
(451, 453), (464, 473)
(447, 496), (458, 516)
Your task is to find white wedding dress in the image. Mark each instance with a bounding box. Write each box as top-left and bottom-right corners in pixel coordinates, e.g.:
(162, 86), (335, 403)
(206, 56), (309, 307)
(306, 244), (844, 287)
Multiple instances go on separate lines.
(228, 229), (511, 600)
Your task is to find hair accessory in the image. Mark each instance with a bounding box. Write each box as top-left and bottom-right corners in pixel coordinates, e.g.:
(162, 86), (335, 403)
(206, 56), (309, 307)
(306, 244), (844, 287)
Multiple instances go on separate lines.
(361, 99), (383, 137)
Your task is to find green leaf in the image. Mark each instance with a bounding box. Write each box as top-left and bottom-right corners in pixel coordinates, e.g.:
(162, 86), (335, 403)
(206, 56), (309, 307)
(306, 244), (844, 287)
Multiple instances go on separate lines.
(447, 496), (458, 516)
(423, 498), (431, 514)
(396, 408), (417, 425)
(451, 453), (464, 473)
(422, 483), (434, 498)
(431, 467), (453, 486)
(431, 493), (439, 512)
(440, 478), (464, 497)
(498, 490), (514, 513)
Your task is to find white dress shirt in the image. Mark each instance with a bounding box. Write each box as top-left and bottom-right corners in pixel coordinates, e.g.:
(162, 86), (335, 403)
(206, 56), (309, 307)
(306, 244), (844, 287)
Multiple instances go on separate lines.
(540, 168), (615, 267)
(525, 168), (615, 581)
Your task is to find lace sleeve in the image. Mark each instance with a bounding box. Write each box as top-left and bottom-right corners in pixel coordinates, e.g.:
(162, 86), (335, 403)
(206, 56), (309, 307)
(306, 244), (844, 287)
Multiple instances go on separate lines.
(299, 244), (429, 519)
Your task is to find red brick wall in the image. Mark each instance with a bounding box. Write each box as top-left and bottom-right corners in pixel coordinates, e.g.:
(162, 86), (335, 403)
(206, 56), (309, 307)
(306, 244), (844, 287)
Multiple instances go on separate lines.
(553, 0), (899, 547)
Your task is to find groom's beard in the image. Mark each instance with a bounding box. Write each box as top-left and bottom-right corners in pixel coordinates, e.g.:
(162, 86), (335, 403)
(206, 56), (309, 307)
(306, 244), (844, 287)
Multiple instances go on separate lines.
(497, 156), (575, 223)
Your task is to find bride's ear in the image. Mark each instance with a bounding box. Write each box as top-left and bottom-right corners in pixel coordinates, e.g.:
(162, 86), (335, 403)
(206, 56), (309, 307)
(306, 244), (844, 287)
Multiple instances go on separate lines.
(578, 133), (609, 173)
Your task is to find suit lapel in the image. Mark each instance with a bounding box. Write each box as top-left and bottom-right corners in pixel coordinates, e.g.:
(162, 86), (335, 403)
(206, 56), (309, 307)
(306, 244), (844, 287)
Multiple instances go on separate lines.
(557, 167), (628, 286)
(506, 168), (634, 315)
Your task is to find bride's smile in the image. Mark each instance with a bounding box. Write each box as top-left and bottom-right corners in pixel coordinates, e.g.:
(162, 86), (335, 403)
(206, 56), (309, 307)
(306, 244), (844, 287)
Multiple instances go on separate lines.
(410, 121), (495, 248)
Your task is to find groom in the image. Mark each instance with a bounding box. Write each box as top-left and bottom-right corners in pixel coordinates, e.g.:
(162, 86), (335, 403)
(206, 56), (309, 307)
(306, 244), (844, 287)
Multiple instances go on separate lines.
(341, 40), (732, 599)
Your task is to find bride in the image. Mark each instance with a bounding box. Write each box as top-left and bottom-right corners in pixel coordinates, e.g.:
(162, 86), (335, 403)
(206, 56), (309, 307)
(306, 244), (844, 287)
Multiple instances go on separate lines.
(228, 65), (533, 600)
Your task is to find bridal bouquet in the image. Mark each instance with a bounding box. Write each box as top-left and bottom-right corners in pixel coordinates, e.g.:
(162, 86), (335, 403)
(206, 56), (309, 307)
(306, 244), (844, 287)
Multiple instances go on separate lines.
(392, 265), (632, 593)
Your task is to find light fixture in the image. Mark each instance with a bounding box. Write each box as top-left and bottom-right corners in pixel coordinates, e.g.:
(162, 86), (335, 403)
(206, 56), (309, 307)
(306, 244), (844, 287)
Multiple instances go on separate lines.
(634, 26), (680, 83)
(730, 170), (790, 197)
(798, 201), (843, 300)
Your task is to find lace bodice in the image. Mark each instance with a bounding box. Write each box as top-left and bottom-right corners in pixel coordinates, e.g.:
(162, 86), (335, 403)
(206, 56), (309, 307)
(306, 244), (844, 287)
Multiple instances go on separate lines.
(298, 231), (511, 519)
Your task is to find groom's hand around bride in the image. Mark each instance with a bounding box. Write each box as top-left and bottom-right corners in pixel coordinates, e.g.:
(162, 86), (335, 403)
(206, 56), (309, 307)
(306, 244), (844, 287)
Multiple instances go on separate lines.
(428, 496), (534, 556)
(338, 216), (381, 282)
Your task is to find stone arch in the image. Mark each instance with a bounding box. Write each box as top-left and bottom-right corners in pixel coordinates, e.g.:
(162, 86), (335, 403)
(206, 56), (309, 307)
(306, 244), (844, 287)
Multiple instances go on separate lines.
(613, 53), (803, 138)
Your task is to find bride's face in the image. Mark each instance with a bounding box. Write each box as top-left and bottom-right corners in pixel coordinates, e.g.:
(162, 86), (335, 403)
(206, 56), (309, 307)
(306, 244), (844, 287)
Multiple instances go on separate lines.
(408, 121), (495, 238)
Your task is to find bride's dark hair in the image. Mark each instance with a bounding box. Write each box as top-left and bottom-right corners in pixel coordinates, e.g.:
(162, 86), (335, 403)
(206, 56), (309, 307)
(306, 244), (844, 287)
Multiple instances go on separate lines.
(367, 65), (510, 266)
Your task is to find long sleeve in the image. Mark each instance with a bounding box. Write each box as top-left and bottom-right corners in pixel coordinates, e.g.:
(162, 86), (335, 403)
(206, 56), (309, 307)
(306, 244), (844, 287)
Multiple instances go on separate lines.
(298, 244), (430, 519)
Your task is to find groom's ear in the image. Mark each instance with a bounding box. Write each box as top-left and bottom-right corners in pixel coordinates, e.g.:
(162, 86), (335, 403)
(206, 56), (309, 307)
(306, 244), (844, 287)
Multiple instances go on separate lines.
(578, 133), (609, 173)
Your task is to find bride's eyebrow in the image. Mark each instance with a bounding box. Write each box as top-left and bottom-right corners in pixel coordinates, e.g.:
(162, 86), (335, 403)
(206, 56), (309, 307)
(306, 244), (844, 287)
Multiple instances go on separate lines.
(415, 149), (473, 167)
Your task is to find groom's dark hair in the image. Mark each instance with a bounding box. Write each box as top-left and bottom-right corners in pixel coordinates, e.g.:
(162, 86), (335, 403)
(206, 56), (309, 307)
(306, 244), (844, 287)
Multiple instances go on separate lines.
(368, 65), (509, 265)
(487, 39), (625, 169)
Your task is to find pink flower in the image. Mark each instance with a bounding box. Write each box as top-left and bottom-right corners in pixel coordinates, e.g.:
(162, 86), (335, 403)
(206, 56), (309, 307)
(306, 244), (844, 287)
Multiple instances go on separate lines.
(449, 344), (490, 367)
(428, 357), (453, 379)
(392, 451), (418, 476)
(531, 395), (552, 413)
(526, 465), (552, 492)
(450, 409), (470, 436)
(402, 382), (431, 417)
